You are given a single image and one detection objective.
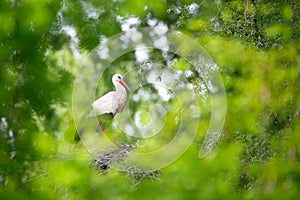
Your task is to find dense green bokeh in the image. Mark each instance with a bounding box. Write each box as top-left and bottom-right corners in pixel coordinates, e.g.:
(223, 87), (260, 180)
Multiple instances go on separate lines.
(0, 0), (299, 199)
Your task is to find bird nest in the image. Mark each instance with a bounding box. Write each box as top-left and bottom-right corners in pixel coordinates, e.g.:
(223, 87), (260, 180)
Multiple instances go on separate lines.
(94, 144), (135, 171)
(93, 143), (160, 186)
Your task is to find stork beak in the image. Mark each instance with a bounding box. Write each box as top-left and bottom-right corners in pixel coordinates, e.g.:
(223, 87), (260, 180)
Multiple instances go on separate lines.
(119, 79), (131, 92)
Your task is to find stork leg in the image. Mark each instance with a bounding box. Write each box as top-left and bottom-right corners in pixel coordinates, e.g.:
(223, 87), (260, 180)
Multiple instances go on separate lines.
(96, 125), (107, 138)
(96, 112), (114, 139)
(103, 128), (107, 138)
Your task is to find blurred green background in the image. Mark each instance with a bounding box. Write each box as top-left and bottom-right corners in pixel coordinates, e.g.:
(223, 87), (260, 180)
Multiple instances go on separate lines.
(0, 0), (299, 199)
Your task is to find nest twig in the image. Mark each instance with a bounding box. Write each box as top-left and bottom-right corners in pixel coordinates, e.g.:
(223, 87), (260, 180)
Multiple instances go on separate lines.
(125, 165), (161, 187)
(94, 144), (136, 172)
(93, 143), (161, 186)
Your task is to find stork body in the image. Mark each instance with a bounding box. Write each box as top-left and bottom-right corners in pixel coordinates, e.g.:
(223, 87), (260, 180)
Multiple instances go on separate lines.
(75, 74), (130, 142)
(88, 74), (130, 117)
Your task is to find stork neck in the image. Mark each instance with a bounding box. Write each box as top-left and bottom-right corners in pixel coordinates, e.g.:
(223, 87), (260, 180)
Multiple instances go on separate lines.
(115, 82), (127, 94)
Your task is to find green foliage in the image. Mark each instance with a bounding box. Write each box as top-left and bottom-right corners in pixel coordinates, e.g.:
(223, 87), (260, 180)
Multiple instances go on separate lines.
(1, 0), (300, 199)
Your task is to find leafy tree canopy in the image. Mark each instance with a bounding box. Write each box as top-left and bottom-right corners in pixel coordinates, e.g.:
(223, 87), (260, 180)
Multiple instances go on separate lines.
(0, 0), (299, 199)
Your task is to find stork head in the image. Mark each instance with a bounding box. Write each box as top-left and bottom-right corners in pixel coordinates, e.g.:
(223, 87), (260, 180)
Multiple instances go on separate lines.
(112, 74), (131, 92)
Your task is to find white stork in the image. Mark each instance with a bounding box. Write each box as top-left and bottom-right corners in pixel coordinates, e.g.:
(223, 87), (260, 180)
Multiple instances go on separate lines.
(75, 74), (130, 141)
(88, 73), (131, 117)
